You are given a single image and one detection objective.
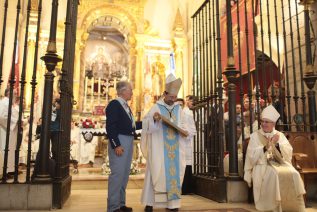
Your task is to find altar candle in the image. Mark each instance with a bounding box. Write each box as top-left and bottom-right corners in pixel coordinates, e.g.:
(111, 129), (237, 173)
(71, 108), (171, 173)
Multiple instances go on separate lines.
(91, 77), (94, 109)
(84, 76), (88, 112)
(98, 77), (101, 105)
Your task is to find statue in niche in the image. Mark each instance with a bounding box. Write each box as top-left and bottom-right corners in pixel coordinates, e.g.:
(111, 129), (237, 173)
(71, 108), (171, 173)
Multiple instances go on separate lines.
(91, 47), (110, 79)
(151, 56), (165, 99)
(111, 51), (128, 79)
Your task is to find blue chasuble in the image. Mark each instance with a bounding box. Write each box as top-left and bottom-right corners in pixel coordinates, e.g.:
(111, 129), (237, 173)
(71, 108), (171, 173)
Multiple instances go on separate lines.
(158, 103), (181, 200)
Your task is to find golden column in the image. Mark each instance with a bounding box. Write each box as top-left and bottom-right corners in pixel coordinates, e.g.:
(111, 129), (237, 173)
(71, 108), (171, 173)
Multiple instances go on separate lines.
(173, 38), (187, 98)
(77, 32), (88, 112)
(128, 35), (137, 115)
(133, 35), (145, 117)
(72, 41), (81, 111)
(25, 38), (36, 108)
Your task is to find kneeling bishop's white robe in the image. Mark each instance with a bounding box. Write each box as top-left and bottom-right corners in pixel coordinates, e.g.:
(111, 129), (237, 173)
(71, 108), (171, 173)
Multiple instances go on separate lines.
(140, 100), (195, 209)
(244, 128), (306, 212)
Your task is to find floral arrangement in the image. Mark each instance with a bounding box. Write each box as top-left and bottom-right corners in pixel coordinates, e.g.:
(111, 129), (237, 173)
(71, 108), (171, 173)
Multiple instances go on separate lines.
(130, 160), (141, 175)
(81, 118), (96, 128)
(101, 157), (141, 175)
(102, 159), (111, 175)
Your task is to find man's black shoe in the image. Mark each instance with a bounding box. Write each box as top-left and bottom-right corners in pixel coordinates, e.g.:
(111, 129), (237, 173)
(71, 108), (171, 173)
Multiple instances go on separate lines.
(113, 209), (122, 212)
(120, 206), (133, 212)
(168, 208), (179, 211)
(144, 205), (153, 212)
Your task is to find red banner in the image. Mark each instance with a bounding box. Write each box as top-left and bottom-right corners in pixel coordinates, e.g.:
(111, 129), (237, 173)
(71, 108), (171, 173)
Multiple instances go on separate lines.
(220, 0), (256, 79)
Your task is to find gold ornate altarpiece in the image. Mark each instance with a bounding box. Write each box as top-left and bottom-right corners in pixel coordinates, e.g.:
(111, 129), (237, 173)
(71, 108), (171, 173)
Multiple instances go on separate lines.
(24, 0), (187, 119)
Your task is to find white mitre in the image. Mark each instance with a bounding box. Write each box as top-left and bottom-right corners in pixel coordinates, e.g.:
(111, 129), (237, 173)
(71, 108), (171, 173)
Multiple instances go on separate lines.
(165, 73), (182, 95)
(261, 105), (280, 122)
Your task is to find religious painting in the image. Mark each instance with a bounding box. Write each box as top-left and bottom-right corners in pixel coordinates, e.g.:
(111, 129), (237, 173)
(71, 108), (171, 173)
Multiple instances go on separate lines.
(151, 60), (166, 97)
(84, 39), (129, 102)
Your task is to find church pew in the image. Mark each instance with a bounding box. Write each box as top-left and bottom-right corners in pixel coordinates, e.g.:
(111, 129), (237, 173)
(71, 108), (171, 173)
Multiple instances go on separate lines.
(285, 132), (317, 201)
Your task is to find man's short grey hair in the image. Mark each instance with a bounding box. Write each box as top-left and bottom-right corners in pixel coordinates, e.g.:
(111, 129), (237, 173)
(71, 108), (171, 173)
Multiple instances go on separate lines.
(116, 81), (131, 94)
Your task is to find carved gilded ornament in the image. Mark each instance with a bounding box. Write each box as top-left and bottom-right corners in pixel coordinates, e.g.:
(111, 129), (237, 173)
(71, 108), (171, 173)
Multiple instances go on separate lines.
(79, 0), (146, 13)
(81, 32), (89, 42)
(143, 20), (160, 36)
(75, 0), (184, 115)
(79, 2), (140, 36)
(129, 36), (137, 48)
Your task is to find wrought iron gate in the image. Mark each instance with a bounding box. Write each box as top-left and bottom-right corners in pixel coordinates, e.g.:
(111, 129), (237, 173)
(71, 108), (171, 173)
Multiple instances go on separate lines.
(0, 0), (79, 209)
(192, 0), (316, 202)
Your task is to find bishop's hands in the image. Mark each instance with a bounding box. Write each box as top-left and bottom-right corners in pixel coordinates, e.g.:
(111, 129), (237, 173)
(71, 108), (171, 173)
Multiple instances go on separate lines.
(271, 134), (279, 145)
(264, 133), (280, 153)
(268, 133), (280, 146)
(153, 112), (161, 122)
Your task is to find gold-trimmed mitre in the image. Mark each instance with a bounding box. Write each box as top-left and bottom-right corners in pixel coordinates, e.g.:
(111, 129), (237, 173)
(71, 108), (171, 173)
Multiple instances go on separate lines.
(165, 73), (182, 96)
(261, 105), (280, 123)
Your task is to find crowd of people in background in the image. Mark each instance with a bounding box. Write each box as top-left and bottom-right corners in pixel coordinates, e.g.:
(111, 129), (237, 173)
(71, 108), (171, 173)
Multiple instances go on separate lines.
(0, 76), (305, 212)
(223, 87), (288, 177)
(0, 89), (99, 180)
